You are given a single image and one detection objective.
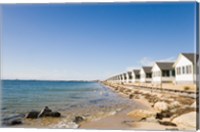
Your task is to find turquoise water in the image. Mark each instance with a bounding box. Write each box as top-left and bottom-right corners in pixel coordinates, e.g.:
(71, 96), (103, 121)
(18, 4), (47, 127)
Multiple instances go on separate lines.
(1, 80), (135, 123)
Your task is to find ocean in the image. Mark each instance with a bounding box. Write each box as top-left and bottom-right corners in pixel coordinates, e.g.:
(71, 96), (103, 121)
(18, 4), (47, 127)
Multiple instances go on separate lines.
(1, 80), (136, 128)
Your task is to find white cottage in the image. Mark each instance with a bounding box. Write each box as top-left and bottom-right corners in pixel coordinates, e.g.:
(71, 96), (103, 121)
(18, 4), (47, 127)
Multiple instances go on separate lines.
(132, 69), (140, 83)
(173, 53), (197, 84)
(140, 66), (152, 83)
(122, 73), (127, 84)
(126, 71), (133, 83)
(119, 74), (123, 84)
(152, 62), (175, 84)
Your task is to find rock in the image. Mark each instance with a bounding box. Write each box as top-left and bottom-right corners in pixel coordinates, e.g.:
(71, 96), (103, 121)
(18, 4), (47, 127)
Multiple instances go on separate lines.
(190, 101), (196, 108)
(73, 116), (85, 124)
(129, 94), (134, 99)
(169, 101), (181, 109)
(158, 120), (176, 126)
(26, 111), (40, 119)
(156, 111), (173, 120)
(9, 119), (22, 125)
(172, 112), (196, 130)
(127, 109), (156, 121)
(154, 101), (169, 112)
(2, 114), (24, 126)
(48, 112), (61, 117)
(38, 106), (52, 117)
(3, 119), (22, 126)
(38, 106), (61, 118)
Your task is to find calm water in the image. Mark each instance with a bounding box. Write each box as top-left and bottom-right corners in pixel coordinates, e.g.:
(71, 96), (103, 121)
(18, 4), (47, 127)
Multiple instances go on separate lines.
(1, 80), (135, 125)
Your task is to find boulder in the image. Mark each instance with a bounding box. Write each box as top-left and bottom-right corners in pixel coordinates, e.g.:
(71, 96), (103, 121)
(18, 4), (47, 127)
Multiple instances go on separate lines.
(158, 120), (176, 126)
(154, 101), (169, 112)
(172, 112), (196, 130)
(47, 112), (61, 117)
(127, 109), (156, 121)
(156, 110), (173, 120)
(37, 106), (61, 118)
(26, 107), (61, 119)
(38, 106), (52, 117)
(169, 101), (181, 109)
(3, 118), (22, 126)
(129, 94), (134, 99)
(2, 114), (24, 126)
(190, 101), (196, 108)
(26, 111), (40, 119)
(73, 116), (85, 124)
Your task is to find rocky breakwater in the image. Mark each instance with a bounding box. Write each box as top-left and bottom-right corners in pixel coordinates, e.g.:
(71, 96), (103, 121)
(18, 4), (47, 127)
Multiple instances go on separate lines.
(104, 83), (197, 130)
(2, 106), (61, 126)
(127, 90), (197, 130)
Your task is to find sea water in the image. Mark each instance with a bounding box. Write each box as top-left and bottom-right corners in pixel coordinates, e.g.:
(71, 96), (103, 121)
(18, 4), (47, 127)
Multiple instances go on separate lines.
(1, 80), (136, 128)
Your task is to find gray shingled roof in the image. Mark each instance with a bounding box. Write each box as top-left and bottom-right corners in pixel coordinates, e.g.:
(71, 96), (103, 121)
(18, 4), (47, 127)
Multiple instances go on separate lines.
(133, 69), (140, 75)
(142, 66), (152, 73)
(156, 62), (174, 70)
(127, 71), (132, 76)
(182, 53), (196, 64)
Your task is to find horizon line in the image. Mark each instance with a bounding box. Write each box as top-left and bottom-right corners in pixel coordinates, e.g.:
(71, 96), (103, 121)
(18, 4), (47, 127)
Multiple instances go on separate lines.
(1, 79), (101, 82)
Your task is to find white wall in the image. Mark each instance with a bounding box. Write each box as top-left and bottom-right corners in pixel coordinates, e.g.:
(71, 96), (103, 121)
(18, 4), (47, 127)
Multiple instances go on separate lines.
(131, 71), (136, 83)
(140, 69), (146, 83)
(175, 55), (195, 84)
(121, 75), (125, 83)
(126, 73), (130, 83)
(152, 64), (162, 84)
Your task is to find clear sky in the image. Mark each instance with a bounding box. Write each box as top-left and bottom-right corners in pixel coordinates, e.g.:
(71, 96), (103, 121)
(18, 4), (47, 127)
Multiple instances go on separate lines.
(1, 2), (197, 80)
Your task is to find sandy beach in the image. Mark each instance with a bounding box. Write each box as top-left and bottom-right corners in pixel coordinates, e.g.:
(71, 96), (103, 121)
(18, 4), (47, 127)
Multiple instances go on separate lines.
(79, 82), (197, 131)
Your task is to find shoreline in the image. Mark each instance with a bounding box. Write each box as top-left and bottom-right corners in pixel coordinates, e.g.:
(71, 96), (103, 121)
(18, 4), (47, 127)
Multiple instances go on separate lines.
(2, 81), (196, 130)
(80, 82), (196, 130)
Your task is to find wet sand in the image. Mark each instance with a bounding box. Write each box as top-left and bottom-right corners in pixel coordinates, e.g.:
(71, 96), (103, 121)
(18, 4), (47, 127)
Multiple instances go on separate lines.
(79, 98), (176, 130)
(80, 98), (151, 130)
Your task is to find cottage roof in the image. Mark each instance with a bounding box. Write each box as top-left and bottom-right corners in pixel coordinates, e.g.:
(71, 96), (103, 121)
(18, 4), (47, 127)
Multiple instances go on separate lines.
(155, 62), (174, 70)
(127, 71), (132, 76)
(181, 53), (196, 64)
(133, 69), (140, 75)
(142, 66), (152, 73)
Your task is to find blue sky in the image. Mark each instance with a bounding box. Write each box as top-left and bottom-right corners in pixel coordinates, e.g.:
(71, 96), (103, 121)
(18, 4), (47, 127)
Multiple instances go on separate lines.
(1, 2), (197, 80)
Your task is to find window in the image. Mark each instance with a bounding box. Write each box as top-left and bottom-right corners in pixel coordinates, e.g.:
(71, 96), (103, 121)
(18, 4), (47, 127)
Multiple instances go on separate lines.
(188, 65), (192, 74)
(177, 67), (181, 75)
(162, 70), (170, 77)
(146, 73), (152, 78)
(172, 70), (175, 76)
(186, 66), (189, 74)
(182, 66), (185, 74)
(136, 75), (140, 79)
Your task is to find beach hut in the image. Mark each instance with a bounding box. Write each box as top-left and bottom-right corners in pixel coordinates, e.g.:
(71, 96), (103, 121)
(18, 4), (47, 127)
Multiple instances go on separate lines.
(119, 74), (123, 84)
(117, 75), (121, 84)
(126, 71), (133, 83)
(140, 66), (152, 83)
(152, 62), (175, 84)
(123, 73), (127, 84)
(132, 69), (140, 83)
(173, 53), (197, 84)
